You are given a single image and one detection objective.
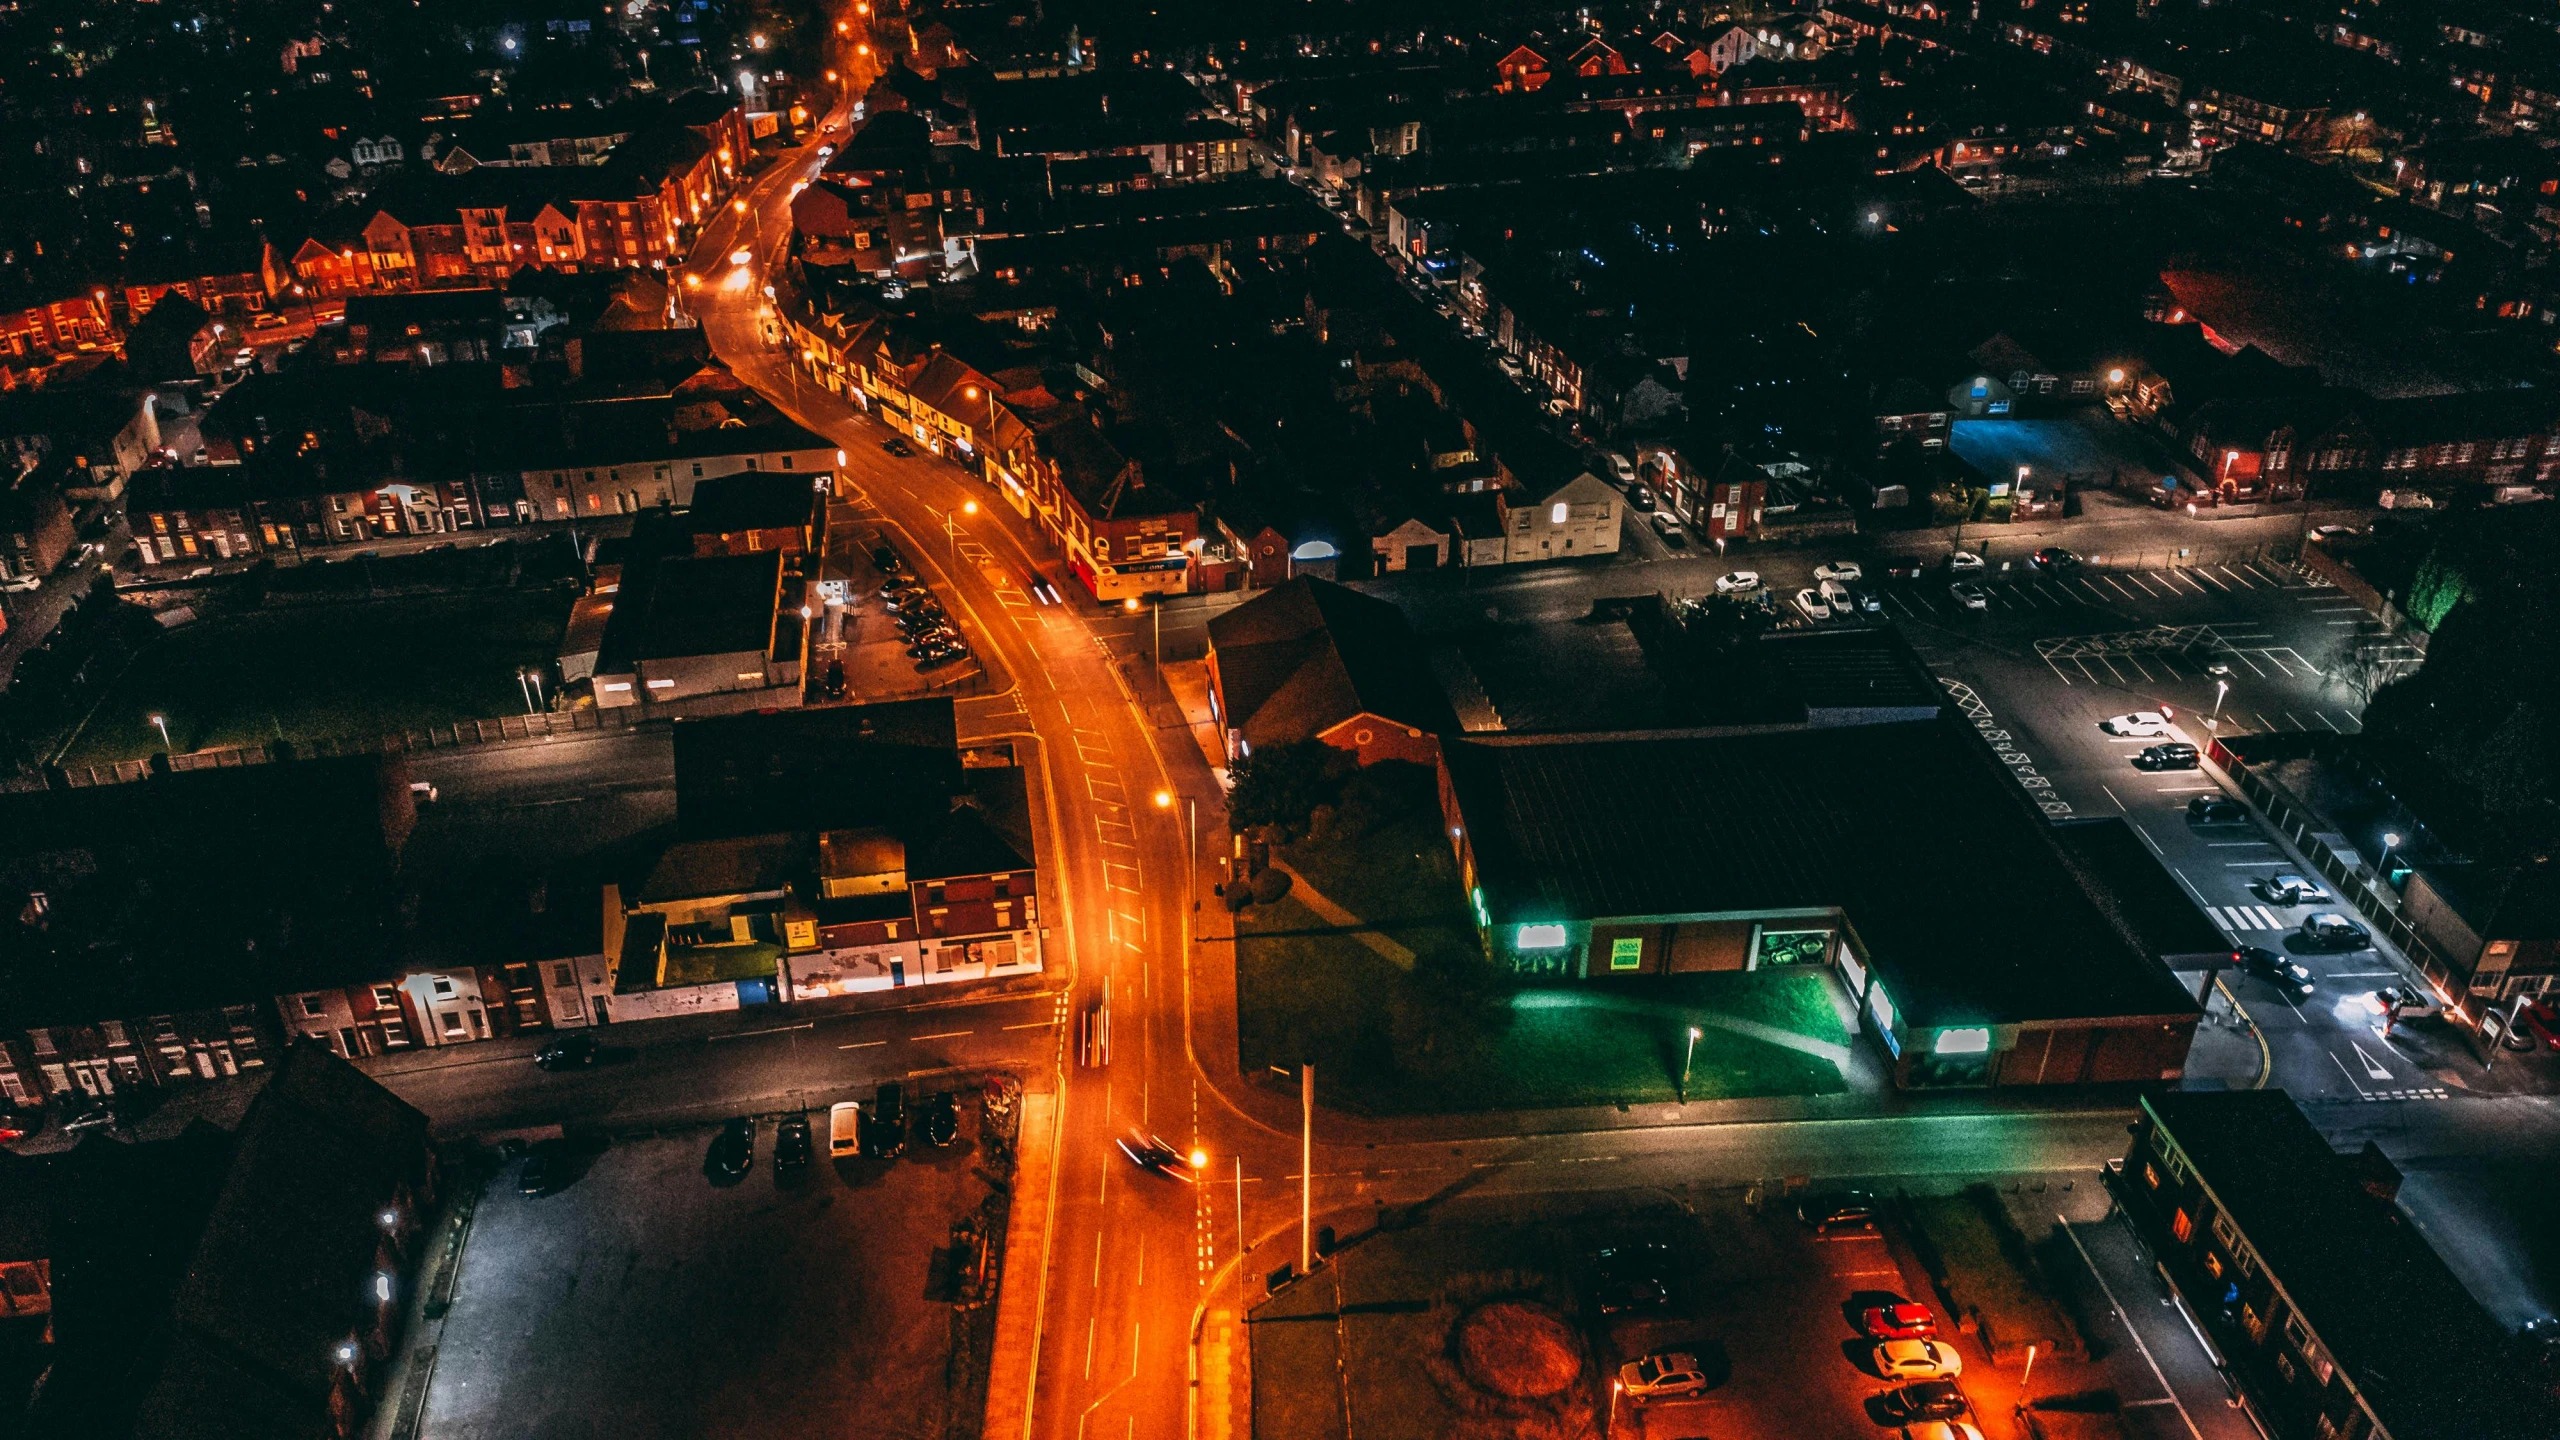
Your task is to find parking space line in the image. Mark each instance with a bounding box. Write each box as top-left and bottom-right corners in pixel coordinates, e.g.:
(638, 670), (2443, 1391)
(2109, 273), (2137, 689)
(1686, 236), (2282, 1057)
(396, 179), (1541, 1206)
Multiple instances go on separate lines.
(839, 1040), (887, 1049)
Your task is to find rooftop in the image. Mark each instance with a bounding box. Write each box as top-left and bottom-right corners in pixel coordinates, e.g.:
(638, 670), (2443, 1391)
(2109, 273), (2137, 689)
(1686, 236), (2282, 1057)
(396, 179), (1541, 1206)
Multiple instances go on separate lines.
(1207, 577), (1458, 748)
(595, 550), (782, 668)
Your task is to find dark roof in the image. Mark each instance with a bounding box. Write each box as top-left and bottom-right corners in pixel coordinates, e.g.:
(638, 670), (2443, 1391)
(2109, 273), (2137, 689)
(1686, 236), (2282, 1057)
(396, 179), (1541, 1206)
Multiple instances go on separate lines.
(2140, 1092), (2534, 1440)
(910, 768), (1034, 881)
(1443, 718), (2203, 1027)
(1206, 577), (1458, 747)
(0, 760), (410, 1030)
(671, 700), (964, 842)
(595, 551), (780, 667)
(2413, 858), (2560, 942)
(684, 471), (821, 537)
(2050, 818), (2234, 963)
(1761, 629), (1945, 717)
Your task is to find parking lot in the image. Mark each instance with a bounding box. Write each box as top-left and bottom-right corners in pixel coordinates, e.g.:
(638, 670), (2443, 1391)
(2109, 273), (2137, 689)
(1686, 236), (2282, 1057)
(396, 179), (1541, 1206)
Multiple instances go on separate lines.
(417, 1096), (1005, 1440)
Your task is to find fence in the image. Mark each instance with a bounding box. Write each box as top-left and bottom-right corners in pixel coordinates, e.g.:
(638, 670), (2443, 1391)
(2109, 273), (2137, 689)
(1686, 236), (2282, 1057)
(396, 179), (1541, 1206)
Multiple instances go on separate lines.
(2067, 538), (2302, 574)
(2223, 756), (2469, 1013)
(2296, 540), (2429, 652)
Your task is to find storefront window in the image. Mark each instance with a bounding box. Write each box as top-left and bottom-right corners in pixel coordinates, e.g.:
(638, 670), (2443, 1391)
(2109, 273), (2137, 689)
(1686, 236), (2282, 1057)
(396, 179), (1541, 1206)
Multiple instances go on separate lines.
(1753, 928), (1833, 968)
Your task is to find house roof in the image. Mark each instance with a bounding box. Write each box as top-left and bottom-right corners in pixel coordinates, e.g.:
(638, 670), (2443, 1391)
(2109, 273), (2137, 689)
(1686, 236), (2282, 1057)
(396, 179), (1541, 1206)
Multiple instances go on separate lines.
(637, 834), (803, 904)
(2140, 1091), (2536, 1440)
(1206, 577), (1458, 748)
(684, 471), (819, 538)
(1443, 718), (2204, 1028)
(595, 551), (780, 667)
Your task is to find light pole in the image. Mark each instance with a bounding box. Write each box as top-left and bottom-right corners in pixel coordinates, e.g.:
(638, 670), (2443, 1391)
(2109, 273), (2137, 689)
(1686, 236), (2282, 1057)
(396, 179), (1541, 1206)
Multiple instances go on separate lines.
(1680, 1025), (1702, 1102)
(515, 668), (538, 715)
(1299, 1063), (1315, 1273)
(2212, 678), (2228, 724)
(2378, 831), (2402, 890)
(149, 713), (170, 751)
(1124, 595), (1160, 665)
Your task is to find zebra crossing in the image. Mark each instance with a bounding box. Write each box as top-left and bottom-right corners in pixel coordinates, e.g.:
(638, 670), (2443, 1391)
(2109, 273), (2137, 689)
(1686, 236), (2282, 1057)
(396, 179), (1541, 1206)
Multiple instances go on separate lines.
(2211, 903), (2290, 933)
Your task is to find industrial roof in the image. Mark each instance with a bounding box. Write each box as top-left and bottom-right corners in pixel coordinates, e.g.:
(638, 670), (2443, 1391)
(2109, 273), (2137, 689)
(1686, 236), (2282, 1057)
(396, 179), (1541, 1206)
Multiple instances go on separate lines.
(596, 550), (781, 667)
(1443, 717), (2203, 1028)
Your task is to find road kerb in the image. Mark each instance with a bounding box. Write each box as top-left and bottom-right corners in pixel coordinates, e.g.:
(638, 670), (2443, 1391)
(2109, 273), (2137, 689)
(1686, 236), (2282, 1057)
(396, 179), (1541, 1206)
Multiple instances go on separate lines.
(981, 1088), (1060, 1440)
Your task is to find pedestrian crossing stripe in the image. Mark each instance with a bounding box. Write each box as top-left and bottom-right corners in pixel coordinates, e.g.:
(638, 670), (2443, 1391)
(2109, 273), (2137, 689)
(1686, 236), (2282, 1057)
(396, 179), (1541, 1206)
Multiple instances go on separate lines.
(2365, 1089), (2451, 1102)
(2213, 905), (2286, 933)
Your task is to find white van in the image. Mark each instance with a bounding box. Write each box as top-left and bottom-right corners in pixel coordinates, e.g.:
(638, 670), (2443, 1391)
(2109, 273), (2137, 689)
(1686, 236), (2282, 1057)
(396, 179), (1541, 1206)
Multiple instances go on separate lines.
(828, 1101), (863, 1159)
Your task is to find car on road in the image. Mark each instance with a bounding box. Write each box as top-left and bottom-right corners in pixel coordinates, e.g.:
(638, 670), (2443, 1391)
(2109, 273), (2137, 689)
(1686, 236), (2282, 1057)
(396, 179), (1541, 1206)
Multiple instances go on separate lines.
(1024, 572), (1062, 604)
(2238, 944), (2315, 997)
(922, 1090), (960, 1147)
(1814, 561), (1864, 584)
(1615, 1350), (1712, 1403)
(828, 1101), (863, 1159)
(1648, 512), (1686, 546)
(1796, 1190), (1879, 1234)
(2187, 795), (2249, 824)
(2030, 546), (2079, 571)
(774, 1113), (813, 1170)
(1879, 1382), (1970, 1424)
(880, 436), (916, 457)
(1902, 1424), (1986, 1440)
(2257, 873), (2326, 904)
(1873, 1339), (1963, 1381)
(1861, 1300), (1939, 1340)
(863, 1083), (907, 1159)
(1945, 551), (1985, 575)
(250, 311), (291, 331)
(1587, 1241), (1673, 1314)
(2374, 984), (2439, 1019)
(708, 1117), (755, 1179)
(534, 1032), (598, 1071)
(1714, 571), (1761, 595)
(1948, 582), (1988, 612)
(2100, 711), (2175, 737)
(1627, 483), (1658, 512)
(2133, 742), (2199, 771)
(1794, 587), (1832, 622)
(2296, 912), (2372, 951)
(1116, 1129), (1198, 1181)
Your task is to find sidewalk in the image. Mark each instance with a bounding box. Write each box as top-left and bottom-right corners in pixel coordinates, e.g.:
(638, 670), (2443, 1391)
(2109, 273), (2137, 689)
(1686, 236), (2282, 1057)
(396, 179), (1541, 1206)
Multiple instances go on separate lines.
(979, 1087), (1060, 1440)
(2173, 973), (2270, 1091)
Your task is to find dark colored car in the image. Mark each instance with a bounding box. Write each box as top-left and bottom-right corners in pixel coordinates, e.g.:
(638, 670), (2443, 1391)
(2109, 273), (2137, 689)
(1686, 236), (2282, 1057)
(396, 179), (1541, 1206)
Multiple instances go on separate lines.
(916, 647), (970, 670)
(2238, 944), (2315, 997)
(819, 659), (847, 701)
(708, 1116), (755, 1178)
(2030, 546), (2079, 571)
(1587, 1241), (1674, 1314)
(910, 640), (961, 659)
(2133, 742), (2200, 771)
(881, 436), (916, 457)
(872, 545), (906, 572)
(774, 1113), (813, 1170)
(2296, 912), (2372, 952)
(520, 1141), (568, 1195)
(922, 1090), (960, 1147)
(534, 1031), (598, 1071)
(882, 590), (936, 613)
(2187, 795), (2249, 824)
(1880, 1381), (1970, 1423)
(1796, 1190), (1880, 1234)
(863, 1083), (907, 1159)
(1627, 483), (1658, 512)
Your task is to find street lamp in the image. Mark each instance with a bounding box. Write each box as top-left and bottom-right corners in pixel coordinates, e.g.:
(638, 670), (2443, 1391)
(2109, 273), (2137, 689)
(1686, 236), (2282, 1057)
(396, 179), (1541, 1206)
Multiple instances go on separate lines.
(515, 669), (538, 715)
(1680, 1026), (1702, 1102)
(2379, 832), (2403, 886)
(2212, 678), (2228, 724)
(149, 713), (170, 750)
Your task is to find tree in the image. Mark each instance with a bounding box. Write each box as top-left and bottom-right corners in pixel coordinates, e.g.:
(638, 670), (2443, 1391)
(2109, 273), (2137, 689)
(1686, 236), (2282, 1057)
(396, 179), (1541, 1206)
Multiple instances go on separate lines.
(1224, 739), (1344, 832)
(2320, 634), (2397, 713)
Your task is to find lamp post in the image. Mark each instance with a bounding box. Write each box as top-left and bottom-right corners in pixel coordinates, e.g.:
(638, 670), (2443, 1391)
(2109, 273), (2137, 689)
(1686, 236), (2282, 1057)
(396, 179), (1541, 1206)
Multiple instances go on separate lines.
(149, 713), (170, 751)
(2212, 678), (2228, 724)
(1680, 1026), (1702, 1102)
(2378, 831), (2402, 889)
(1300, 1063), (1315, 1274)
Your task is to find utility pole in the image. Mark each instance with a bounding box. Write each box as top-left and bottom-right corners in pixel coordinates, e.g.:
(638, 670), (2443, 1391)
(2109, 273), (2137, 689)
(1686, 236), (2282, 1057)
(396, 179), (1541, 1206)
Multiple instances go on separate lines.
(1300, 1063), (1314, 1273)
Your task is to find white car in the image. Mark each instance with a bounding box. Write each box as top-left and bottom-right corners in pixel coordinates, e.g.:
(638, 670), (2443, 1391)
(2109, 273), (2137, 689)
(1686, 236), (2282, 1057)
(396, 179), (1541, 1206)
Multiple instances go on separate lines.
(1715, 571), (1761, 595)
(1603, 452), (1638, 484)
(1948, 582), (1988, 611)
(728, 247), (754, 266)
(1616, 1350), (1711, 1402)
(1794, 588), (1832, 622)
(1873, 1339), (1963, 1381)
(2099, 711), (2175, 737)
(1820, 578), (1856, 612)
(827, 1101), (863, 1159)
(2257, 873), (2327, 905)
(1903, 1425), (1985, 1440)
(0, 573), (39, 593)
(1814, 560), (1863, 584)
(1946, 551), (1985, 574)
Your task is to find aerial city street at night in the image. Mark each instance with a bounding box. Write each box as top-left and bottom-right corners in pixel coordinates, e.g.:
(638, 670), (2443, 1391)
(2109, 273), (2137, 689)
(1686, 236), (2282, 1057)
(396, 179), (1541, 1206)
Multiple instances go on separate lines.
(4, 0), (2560, 1438)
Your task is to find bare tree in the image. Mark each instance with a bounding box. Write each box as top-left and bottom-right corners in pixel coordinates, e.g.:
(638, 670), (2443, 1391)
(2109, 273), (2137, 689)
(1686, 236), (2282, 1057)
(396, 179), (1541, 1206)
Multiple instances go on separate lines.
(2322, 634), (2397, 711)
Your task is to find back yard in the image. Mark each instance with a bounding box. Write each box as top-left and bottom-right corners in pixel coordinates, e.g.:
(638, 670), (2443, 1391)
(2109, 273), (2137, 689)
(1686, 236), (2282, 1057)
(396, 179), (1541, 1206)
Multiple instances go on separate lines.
(56, 589), (568, 764)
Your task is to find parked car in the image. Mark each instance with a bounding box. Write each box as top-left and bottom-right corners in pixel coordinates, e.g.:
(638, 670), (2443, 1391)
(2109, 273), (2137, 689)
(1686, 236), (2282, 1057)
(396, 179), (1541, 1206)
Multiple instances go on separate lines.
(2524, 998), (2560, 1050)
(2374, 984), (2438, 1018)
(819, 659), (847, 701)
(1948, 582), (1989, 612)
(863, 1083), (908, 1158)
(1796, 1190), (1879, 1234)
(1116, 1129), (1198, 1180)
(2030, 546), (2079, 571)
(1879, 1382), (1970, 1424)
(774, 1112), (813, 1170)
(707, 1117), (755, 1179)
(2133, 742), (2199, 771)
(872, 545), (907, 572)
(519, 1141), (568, 1196)
(922, 1090), (960, 1147)
(2297, 912), (2372, 951)
(2187, 795), (2249, 824)
(1861, 1299), (1939, 1340)
(2310, 525), (2359, 543)
(1902, 1424), (1986, 1440)
(1615, 1350), (1713, 1403)
(1603, 452), (1638, 485)
(2100, 711), (2175, 737)
(1945, 551), (1985, 575)
(2238, 944), (2315, 998)
(1649, 512), (1686, 546)
(1873, 1339), (1963, 1381)
(1794, 588), (1832, 622)
(1819, 578), (1857, 613)
(2257, 873), (2326, 905)
(533, 1032), (597, 1071)
(828, 1101), (863, 1159)
(1627, 483), (1658, 512)
(1814, 561), (1864, 584)
(881, 436), (916, 457)
(1587, 1241), (1673, 1314)
(1714, 571), (1762, 595)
